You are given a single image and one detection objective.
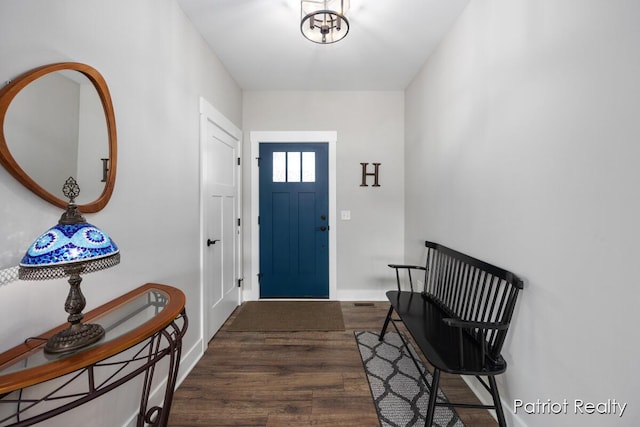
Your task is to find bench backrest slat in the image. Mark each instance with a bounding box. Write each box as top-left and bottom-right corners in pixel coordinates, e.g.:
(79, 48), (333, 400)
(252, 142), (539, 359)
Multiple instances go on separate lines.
(421, 241), (523, 361)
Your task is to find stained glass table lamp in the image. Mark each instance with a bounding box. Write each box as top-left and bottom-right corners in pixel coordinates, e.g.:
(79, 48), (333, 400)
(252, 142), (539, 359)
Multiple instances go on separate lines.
(19, 177), (120, 354)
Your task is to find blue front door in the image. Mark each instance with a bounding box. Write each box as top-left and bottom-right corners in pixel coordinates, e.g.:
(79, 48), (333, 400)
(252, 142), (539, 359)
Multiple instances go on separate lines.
(259, 143), (329, 298)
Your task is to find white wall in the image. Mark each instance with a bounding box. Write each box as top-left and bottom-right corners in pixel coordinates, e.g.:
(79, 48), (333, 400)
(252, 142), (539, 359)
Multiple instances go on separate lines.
(404, 1), (639, 426)
(0, 0), (241, 425)
(242, 91), (405, 300)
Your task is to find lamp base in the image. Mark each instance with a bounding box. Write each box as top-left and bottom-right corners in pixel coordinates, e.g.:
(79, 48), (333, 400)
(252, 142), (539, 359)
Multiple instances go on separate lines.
(44, 322), (105, 354)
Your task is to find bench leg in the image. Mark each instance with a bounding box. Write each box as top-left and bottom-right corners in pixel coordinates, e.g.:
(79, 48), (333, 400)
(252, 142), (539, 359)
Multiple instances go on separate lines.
(379, 305), (394, 341)
(488, 375), (507, 427)
(424, 368), (441, 427)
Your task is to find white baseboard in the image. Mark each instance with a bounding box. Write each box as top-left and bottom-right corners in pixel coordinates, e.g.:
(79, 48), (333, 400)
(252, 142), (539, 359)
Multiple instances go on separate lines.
(335, 289), (389, 301)
(462, 376), (528, 427)
(175, 338), (204, 388)
(242, 288), (390, 302)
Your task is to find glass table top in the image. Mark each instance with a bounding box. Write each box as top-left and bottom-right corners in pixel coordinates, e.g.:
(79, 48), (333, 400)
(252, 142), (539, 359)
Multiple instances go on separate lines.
(0, 290), (167, 375)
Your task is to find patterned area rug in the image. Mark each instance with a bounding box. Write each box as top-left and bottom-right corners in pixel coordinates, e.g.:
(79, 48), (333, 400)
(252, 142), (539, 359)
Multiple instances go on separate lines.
(355, 331), (465, 427)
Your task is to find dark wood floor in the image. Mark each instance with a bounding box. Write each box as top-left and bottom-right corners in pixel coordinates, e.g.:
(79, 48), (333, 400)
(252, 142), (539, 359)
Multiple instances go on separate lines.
(168, 301), (498, 426)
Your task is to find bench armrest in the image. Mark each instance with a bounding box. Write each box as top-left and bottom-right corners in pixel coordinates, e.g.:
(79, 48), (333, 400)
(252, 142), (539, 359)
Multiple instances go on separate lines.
(387, 264), (426, 271)
(442, 318), (509, 331)
(443, 318), (509, 367)
(387, 265), (426, 292)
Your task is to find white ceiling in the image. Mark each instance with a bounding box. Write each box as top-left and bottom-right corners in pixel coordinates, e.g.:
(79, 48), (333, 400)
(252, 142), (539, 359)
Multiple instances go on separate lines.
(176, 0), (470, 91)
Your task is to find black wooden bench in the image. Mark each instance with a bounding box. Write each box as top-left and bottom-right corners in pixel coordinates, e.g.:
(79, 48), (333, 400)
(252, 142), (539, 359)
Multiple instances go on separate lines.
(380, 240), (523, 427)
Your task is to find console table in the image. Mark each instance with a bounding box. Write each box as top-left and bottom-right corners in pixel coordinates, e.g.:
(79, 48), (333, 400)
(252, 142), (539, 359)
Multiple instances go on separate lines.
(0, 283), (188, 427)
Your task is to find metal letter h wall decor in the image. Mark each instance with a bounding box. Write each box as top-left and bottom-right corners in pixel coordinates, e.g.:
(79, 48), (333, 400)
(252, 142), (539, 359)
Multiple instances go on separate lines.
(360, 163), (381, 187)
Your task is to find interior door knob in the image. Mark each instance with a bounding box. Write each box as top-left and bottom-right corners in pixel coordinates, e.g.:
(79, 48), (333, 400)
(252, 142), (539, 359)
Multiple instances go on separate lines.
(319, 226), (327, 232)
(207, 239), (220, 247)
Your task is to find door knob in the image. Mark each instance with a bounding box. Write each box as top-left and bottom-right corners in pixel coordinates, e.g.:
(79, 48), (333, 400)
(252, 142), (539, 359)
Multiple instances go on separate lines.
(319, 226), (327, 232)
(207, 239), (220, 247)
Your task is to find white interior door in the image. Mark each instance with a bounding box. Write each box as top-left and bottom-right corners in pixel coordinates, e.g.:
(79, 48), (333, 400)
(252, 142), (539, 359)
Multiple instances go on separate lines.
(201, 99), (241, 343)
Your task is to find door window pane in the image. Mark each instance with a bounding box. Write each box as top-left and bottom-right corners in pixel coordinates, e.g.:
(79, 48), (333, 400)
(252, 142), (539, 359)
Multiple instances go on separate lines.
(273, 152), (286, 182)
(272, 150), (315, 183)
(302, 152), (315, 182)
(287, 152), (301, 182)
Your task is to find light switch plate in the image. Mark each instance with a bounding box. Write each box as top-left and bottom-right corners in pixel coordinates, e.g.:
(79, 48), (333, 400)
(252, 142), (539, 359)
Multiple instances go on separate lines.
(341, 210), (351, 220)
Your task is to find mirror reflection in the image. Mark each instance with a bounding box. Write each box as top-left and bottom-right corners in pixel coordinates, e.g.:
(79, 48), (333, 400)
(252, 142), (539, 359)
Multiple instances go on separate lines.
(4, 71), (108, 205)
(0, 62), (117, 213)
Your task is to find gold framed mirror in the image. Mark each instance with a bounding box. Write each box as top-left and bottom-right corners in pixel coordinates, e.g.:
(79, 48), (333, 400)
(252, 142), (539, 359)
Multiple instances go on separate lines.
(0, 62), (117, 213)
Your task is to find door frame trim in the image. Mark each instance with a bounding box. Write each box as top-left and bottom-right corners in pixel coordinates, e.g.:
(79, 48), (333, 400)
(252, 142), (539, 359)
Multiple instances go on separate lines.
(249, 131), (337, 301)
(199, 97), (242, 353)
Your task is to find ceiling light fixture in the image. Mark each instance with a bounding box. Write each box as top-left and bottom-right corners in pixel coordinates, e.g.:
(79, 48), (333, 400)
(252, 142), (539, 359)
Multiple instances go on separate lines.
(301, 0), (350, 44)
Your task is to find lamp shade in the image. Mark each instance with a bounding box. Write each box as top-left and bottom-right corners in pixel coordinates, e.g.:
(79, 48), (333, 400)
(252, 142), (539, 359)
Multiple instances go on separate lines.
(19, 222), (120, 281)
